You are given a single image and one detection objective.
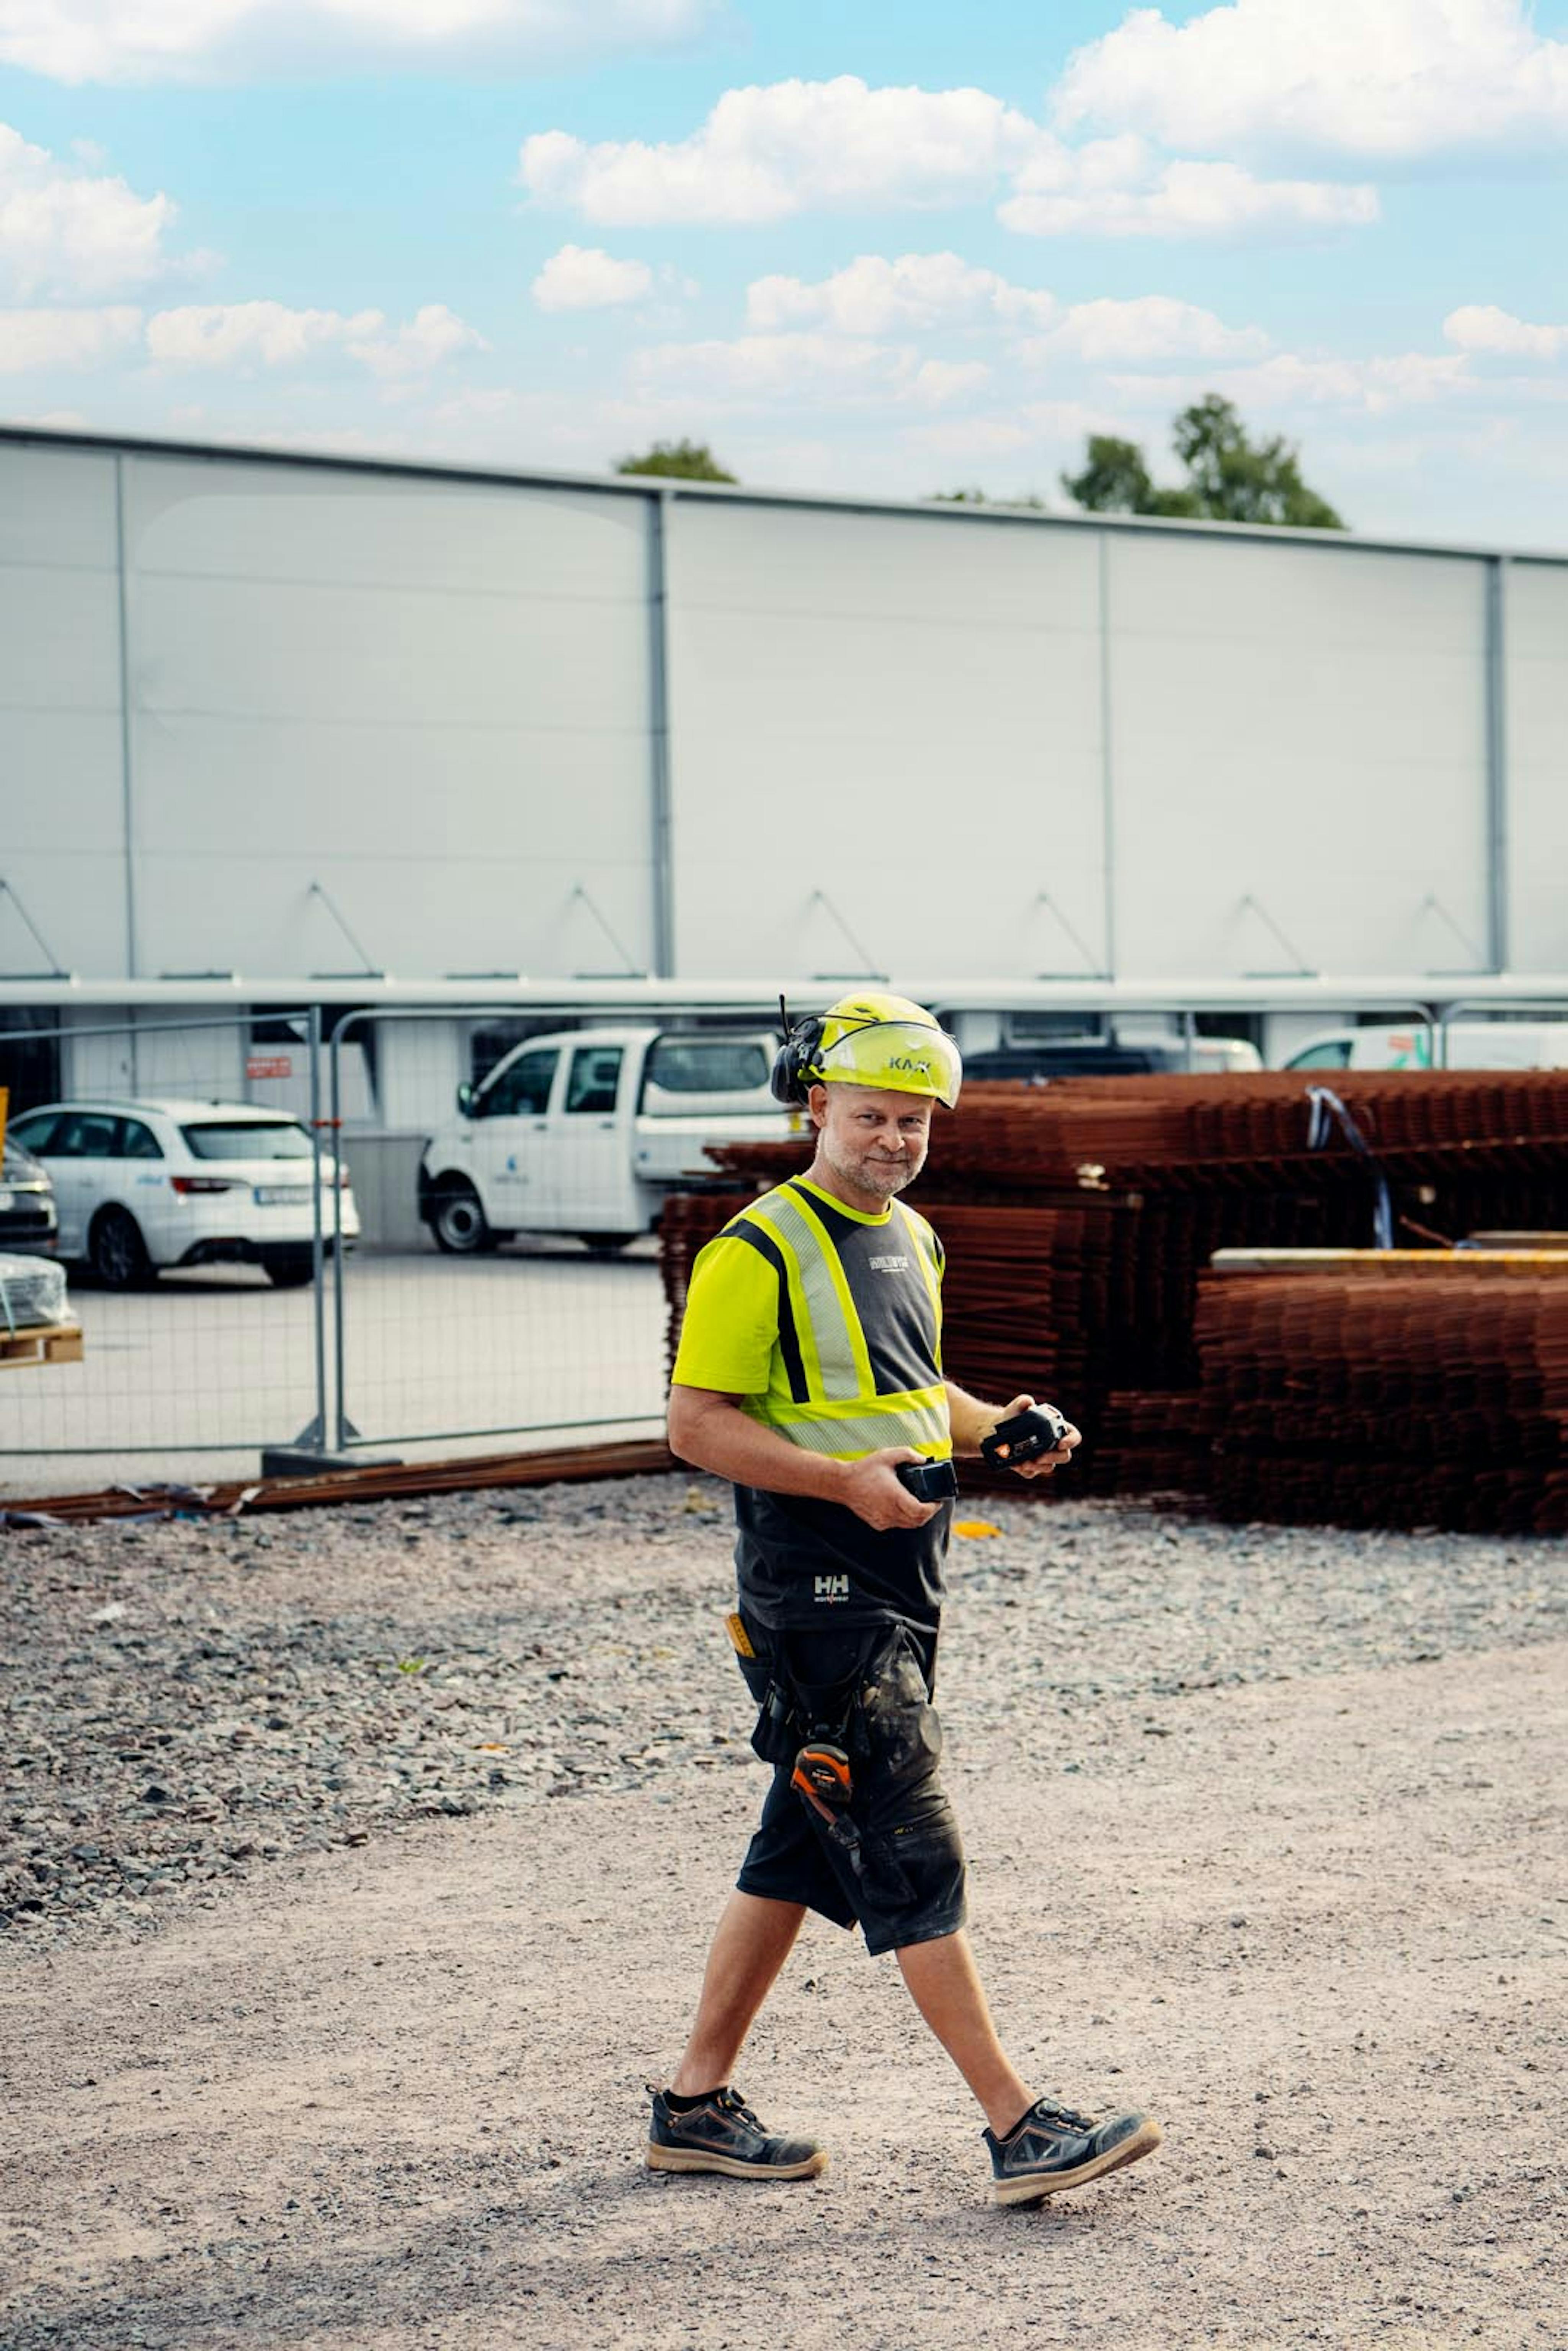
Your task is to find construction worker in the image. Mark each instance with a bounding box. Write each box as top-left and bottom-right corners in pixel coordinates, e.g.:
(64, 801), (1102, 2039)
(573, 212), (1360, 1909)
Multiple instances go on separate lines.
(649, 993), (1161, 2206)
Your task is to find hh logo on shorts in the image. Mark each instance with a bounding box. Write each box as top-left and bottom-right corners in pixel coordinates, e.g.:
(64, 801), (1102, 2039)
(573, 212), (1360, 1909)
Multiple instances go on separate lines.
(814, 1574), (850, 1605)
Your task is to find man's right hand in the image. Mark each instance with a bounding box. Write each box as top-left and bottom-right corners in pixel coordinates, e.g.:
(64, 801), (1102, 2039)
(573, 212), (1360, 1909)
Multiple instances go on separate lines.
(838, 1448), (940, 1531)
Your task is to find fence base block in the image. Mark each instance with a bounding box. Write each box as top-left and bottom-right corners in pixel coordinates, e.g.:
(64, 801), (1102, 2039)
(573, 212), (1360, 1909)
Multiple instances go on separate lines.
(260, 1444), (403, 1477)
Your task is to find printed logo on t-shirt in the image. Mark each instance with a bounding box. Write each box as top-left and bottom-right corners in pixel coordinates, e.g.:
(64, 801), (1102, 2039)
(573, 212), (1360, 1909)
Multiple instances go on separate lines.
(867, 1253), (910, 1273)
(813, 1573), (850, 1605)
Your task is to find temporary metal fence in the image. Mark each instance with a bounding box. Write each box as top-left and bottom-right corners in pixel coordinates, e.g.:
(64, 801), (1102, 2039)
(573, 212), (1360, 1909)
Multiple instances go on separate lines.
(0, 1011), (332, 1489)
(320, 1004), (671, 1460)
(5, 992), (1567, 1499)
(0, 1001), (689, 1495)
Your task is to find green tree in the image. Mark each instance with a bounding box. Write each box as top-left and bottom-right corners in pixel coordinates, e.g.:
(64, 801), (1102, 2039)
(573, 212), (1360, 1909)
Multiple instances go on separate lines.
(1062, 397), (1344, 529)
(1058, 436), (1197, 519)
(615, 438), (737, 483)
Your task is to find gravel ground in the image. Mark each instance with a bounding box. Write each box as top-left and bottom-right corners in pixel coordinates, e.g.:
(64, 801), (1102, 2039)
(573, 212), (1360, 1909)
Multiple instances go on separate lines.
(2, 1475), (1565, 2348)
(3, 1477), (1563, 1949)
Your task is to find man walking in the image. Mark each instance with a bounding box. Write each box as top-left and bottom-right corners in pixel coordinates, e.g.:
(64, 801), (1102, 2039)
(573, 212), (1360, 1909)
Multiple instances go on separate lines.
(652, 993), (1161, 2206)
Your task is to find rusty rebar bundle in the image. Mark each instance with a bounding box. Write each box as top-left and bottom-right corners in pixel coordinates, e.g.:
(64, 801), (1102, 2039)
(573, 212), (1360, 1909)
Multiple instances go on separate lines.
(661, 1073), (1568, 1531)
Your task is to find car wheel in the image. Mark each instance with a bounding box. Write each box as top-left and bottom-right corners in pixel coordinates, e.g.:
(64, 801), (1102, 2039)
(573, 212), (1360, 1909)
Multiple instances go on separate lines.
(263, 1250), (316, 1288)
(431, 1180), (497, 1254)
(577, 1232), (637, 1255)
(89, 1206), (154, 1290)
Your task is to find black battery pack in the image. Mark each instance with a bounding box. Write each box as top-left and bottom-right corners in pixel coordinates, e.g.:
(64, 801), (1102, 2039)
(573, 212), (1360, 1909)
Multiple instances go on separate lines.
(894, 1458), (960, 1503)
(980, 1403), (1069, 1470)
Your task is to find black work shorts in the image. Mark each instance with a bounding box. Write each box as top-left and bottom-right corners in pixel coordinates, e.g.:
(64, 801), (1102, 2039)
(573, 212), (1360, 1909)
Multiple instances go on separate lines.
(732, 1616), (967, 1959)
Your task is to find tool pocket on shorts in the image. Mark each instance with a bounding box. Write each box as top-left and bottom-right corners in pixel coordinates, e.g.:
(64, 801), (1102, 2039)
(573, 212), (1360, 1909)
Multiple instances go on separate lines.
(854, 1625), (943, 1789)
(858, 1783), (962, 1917)
(733, 1644), (799, 1769)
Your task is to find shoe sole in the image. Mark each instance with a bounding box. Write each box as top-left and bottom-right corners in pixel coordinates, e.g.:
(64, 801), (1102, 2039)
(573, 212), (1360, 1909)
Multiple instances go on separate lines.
(991, 2116), (1163, 2207)
(645, 2142), (828, 2181)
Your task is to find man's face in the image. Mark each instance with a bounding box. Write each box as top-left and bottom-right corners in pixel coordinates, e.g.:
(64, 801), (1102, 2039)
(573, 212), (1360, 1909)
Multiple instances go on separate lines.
(811, 1082), (934, 1202)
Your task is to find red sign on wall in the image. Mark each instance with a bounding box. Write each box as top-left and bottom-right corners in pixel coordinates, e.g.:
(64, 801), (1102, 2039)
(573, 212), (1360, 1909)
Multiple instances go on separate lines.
(247, 1055), (293, 1080)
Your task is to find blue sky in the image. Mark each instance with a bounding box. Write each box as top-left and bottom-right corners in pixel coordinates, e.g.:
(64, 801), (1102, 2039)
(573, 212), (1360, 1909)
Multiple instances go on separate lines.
(2, 0), (1566, 543)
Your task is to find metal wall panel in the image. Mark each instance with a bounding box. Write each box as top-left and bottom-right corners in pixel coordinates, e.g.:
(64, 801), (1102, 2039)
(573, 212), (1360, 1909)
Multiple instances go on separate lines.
(120, 456), (656, 979)
(1106, 534), (1491, 978)
(1507, 563), (1568, 972)
(0, 443), (118, 570)
(0, 446), (126, 976)
(667, 503), (1106, 981)
(4, 433), (1566, 1000)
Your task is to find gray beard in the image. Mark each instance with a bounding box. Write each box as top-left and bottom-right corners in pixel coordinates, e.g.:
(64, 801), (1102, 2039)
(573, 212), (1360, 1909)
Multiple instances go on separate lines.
(819, 1136), (923, 1200)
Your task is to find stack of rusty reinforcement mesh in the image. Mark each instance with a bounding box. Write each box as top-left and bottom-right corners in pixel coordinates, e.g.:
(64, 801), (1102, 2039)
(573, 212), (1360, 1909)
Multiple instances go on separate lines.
(1198, 1251), (1568, 1534)
(658, 1071), (1568, 1529)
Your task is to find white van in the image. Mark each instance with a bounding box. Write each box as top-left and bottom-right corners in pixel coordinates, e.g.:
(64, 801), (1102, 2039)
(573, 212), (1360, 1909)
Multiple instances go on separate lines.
(1280, 1021), (1568, 1074)
(419, 1026), (797, 1253)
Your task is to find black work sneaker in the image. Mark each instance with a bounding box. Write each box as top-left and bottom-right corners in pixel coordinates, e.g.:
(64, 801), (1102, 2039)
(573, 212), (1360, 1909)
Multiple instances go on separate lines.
(645, 2086), (827, 2181)
(984, 2097), (1161, 2206)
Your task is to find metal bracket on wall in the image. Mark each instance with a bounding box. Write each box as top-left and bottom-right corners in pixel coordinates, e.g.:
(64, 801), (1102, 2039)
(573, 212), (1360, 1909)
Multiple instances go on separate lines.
(1238, 893), (1316, 978)
(1415, 893), (1486, 973)
(0, 876), (71, 980)
(308, 880), (384, 978)
(1032, 891), (1108, 980)
(567, 884), (644, 979)
(806, 889), (886, 981)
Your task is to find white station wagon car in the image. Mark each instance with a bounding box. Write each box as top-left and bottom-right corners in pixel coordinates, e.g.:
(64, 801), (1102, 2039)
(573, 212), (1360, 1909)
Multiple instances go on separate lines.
(7, 1098), (359, 1288)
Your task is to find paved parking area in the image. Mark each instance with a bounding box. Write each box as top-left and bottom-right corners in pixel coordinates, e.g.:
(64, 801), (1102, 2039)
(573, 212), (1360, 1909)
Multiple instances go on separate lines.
(0, 1244), (667, 1497)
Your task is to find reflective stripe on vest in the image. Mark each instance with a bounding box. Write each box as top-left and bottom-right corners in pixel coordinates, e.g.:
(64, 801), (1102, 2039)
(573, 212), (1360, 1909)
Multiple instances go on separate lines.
(729, 1185), (950, 1463)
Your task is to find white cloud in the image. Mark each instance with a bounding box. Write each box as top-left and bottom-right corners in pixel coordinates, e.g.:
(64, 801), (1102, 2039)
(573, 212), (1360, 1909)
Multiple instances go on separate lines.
(147, 300), (375, 367)
(746, 252), (1057, 336)
(348, 302), (487, 377)
(146, 297), (485, 374)
(630, 330), (989, 411)
(520, 77), (1041, 225)
(905, 400), (1113, 460)
(519, 70), (1383, 245)
(532, 243), (654, 312)
(907, 357), (992, 407)
(0, 303), (141, 371)
(0, 0), (717, 85)
(1444, 304), (1568, 360)
(1001, 146), (1377, 238)
(1119, 349), (1475, 415)
(1029, 295), (1272, 365)
(1053, 0), (1568, 162)
(0, 121), (181, 297)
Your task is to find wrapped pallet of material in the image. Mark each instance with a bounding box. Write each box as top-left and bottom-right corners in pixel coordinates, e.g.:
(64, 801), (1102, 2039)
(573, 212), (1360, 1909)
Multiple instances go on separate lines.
(0, 1254), (73, 1334)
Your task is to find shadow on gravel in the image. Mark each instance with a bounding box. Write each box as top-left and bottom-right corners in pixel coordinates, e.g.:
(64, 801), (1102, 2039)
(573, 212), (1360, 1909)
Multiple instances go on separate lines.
(8, 2164), (1145, 2351)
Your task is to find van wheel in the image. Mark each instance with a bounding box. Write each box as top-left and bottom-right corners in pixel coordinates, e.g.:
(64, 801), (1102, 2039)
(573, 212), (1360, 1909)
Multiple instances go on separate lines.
(577, 1233), (636, 1255)
(432, 1181), (497, 1254)
(90, 1206), (154, 1290)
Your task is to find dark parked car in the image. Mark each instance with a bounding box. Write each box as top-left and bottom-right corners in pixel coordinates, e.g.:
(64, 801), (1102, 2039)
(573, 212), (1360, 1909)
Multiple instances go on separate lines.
(0, 1136), (59, 1254)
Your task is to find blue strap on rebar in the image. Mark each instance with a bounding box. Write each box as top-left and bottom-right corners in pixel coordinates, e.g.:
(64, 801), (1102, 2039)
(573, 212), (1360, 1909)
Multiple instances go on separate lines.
(1305, 1086), (1395, 1250)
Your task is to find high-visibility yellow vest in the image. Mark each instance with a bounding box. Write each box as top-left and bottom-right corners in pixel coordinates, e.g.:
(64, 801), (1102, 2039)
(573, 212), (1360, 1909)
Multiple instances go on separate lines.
(721, 1178), (951, 1463)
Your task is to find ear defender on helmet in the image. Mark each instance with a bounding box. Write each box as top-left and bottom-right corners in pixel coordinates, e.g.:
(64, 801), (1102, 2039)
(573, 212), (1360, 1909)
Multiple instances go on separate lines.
(770, 996), (825, 1105)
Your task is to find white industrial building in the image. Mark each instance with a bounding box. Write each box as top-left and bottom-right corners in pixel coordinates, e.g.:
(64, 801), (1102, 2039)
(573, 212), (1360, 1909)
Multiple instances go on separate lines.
(2, 422), (1565, 1130)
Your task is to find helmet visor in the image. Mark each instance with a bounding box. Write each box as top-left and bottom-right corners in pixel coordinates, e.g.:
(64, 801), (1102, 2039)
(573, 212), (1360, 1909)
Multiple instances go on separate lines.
(813, 1019), (963, 1109)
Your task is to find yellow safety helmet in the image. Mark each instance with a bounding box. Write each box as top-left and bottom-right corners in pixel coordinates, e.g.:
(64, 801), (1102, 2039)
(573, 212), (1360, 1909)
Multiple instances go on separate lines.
(772, 991), (963, 1109)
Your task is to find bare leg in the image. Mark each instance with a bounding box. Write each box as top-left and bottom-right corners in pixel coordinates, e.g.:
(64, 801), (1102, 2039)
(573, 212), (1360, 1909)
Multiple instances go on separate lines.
(670, 1890), (808, 2095)
(896, 1928), (1032, 2135)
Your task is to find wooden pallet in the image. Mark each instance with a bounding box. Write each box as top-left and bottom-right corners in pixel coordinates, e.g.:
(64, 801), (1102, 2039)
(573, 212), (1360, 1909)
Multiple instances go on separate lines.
(0, 1321), (84, 1371)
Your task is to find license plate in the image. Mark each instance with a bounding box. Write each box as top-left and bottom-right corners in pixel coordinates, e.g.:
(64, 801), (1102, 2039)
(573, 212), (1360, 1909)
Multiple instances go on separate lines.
(253, 1184), (307, 1206)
